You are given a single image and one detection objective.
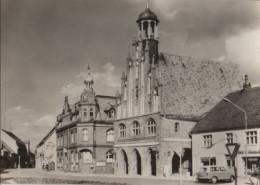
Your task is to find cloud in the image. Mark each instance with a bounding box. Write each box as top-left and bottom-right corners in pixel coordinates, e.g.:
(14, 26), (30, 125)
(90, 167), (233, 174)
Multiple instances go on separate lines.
(6, 105), (30, 114)
(60, 83), (84, 98)
(151, 0), (260, 43)
(76, 62), (120, 95)
(224, 28), (260, 87)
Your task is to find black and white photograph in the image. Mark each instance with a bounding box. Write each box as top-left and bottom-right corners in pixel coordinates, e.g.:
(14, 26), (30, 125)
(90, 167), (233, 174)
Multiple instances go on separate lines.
(1, 0), (260, 184)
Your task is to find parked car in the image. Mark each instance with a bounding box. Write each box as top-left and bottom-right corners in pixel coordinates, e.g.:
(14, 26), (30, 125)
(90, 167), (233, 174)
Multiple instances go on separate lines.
(197, 166), (235, 184)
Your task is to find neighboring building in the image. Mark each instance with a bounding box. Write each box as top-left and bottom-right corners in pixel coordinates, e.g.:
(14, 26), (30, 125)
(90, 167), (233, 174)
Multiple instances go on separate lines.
(191, 81), (260, 176)
(0, 129), (28, 168)
(56, 67), (116, 174)
(35, 122), (58, 170)
(113, 5), (244, 177)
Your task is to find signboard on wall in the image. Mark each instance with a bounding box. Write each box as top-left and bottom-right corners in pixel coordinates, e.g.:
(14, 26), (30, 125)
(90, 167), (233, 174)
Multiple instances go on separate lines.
(96, 162), (106, 167)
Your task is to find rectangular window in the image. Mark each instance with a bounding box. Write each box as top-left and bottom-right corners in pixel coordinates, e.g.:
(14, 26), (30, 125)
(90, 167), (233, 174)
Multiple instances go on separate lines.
(203, 135), (212, 147)
(71, 130), (74, 144)
(201, 157), (216, 166)
(226, 133), (233, 144)
(246, 131), (257, 144)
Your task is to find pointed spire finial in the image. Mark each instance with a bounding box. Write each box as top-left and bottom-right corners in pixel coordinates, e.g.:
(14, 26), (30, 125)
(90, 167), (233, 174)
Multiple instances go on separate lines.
(87, 63), (90, 74)
(146, 0), (149, 9)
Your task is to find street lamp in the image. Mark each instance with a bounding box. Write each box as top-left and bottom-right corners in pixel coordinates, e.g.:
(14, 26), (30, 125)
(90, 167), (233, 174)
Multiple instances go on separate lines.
(223, 98), (248, 176)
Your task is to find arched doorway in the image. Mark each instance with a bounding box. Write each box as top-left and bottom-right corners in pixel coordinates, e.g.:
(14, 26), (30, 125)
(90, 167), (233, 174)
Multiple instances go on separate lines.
(120, 149), (129, 174)
(149, 149), (156, 176)
(172, 152), (180, 174)
(133, 149), (142, 175)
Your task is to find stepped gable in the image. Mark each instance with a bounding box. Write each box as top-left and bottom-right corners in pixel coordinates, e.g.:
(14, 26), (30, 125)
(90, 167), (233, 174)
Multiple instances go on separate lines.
(157, 53), (244, 118)
(95, 95), (117, 121)
(191, 87), (260, 134)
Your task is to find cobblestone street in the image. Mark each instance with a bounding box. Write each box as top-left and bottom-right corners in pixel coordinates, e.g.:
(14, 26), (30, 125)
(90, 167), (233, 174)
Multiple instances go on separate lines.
(1, 168), (251, 185)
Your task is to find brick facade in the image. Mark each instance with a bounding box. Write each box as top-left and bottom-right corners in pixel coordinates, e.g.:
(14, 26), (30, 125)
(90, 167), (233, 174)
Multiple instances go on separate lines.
(113, 6), (243, 177)
(56, 69), (116, 174)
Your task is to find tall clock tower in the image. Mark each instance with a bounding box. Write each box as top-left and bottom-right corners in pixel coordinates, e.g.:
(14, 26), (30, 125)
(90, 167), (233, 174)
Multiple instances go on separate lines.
(136, 3), (159, 62)
(80, 65), (96, 121)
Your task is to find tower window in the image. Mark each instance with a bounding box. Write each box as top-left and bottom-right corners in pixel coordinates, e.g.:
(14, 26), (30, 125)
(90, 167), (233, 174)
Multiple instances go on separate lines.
(83, 108), (87, 117)
(175, 122), (179, 132)
(90, 108), (93, 118)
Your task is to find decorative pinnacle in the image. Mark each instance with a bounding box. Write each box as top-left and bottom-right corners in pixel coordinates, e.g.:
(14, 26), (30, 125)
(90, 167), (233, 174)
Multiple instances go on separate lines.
(146, 0), (149, 9)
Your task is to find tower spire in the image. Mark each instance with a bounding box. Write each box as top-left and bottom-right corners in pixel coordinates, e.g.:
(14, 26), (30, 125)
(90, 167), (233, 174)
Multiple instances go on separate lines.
(84, 63), (94, 90)
(146, 0), (149, 9)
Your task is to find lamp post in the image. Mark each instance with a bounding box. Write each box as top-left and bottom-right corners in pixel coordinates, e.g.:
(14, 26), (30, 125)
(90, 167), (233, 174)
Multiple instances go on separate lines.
(223, 98), (248, 176)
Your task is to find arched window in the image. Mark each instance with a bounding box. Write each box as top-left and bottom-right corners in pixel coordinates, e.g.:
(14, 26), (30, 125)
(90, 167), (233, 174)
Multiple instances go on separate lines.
(119, 124), (126, 138)
(82, 150), (92, 163)
(133, 121), (140, 136)
(147, 119), (156, 134)
(175, 122), (180, 132)
(89, 108), (93, 118)
(106, 129), (114, 142)
(83, 108), (87, 117)
(106, 150), (114, 163)
(82, 129), (88, 141)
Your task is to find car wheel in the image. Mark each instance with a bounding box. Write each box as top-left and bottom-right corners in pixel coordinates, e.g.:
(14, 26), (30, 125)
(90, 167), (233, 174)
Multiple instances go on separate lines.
(230, 175), (235, 182)
(211, 176), (217, 184)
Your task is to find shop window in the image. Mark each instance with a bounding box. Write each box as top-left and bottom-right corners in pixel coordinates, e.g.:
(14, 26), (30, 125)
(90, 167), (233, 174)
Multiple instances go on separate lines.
(201, 157), (216, 166)
(246, 131), (257, 144)
(106, 150), (114, 163)
(119, 123), (126, 138)
(82, 129), (88, 141)
(147, 118), (156, 134)
(227, 158), (235, 167)
(175, 122), (180, 132)
(226, 133), (233, 144)
(203, 135), (212, 147)
(132, 121), (140, 136)
(82, 151), (92, 163)
(106, 129), (114, 142)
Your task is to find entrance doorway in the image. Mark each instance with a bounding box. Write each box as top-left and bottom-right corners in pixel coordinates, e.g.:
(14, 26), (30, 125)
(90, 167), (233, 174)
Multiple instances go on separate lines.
(172, 152), (180, 174)
(121, 150), (129, 174)
(150, 150), (156, 176)
(133, 149), (142, 175)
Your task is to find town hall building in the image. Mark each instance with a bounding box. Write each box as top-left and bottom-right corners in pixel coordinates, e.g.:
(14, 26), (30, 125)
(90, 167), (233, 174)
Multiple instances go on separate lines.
(113, 5), (244, 177)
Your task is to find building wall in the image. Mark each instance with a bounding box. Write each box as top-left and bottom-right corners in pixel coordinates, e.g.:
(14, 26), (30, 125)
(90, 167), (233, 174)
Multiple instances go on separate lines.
(192, 128), (260, 176)
(159, 118), (196, 176)
(35, 131), (57, 170)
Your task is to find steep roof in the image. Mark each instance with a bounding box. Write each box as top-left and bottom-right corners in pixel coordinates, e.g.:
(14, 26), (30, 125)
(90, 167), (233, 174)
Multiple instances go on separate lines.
(36, 122), (59, 148)
(95, 95), (117, 120)
(191, 87), (260, 134)
(156, 53), (244, 119)
(1, 129), (25, 147)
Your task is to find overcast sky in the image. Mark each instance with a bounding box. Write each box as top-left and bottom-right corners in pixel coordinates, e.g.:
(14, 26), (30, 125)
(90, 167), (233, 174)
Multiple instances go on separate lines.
(1, 0), (260, 150)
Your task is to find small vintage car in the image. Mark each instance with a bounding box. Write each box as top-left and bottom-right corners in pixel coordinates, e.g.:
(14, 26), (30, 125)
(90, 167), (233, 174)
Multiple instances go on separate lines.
(197, 166), (235, 184)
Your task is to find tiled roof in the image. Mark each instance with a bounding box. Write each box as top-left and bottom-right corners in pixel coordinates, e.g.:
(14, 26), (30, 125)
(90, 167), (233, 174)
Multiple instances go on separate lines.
(95, 95), (117, 121)
(191, 87), (260, 134)
(157, 53), (244, 119)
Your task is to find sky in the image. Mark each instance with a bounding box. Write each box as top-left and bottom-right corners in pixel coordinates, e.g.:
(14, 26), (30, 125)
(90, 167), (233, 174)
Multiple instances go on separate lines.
(1, 0), (260, 150)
